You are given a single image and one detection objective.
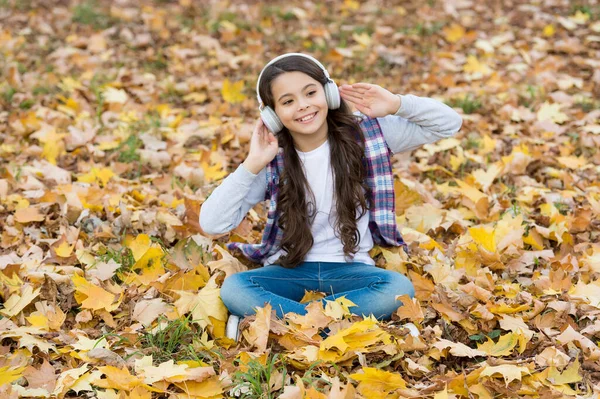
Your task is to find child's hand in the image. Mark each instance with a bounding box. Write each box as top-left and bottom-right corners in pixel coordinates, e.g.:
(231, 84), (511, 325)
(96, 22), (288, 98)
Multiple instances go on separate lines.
(243, 118), (279, 174)
(339, 83), (402, 118)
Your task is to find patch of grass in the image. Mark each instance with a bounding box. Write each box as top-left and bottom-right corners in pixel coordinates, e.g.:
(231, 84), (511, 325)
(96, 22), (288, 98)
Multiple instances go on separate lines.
(98, 246), (136, 275)
(19, 99), (34, 109)
(230, 353), (288, 398)
(142, 51), (168, 73)
(2, 87), (16, 104)
(553, 201), (570, 215)
(176, 14), (195, 30)
(463, 134), (481, 150)
(415, 21), (444, 36)
(518, 84), (541, 108)
(445, 94), (483, 114)
(89, 73), (113, 123)
(571, 4), (599, 20)
(117, 134), (143, 163)
(32, 85), (54, 96)
(469, 329), (501, 342)
(72, 0), (115, 30)
(140, 313), (210, 364)
(12, 0), (33, 12)
(574, 98), (599, 112)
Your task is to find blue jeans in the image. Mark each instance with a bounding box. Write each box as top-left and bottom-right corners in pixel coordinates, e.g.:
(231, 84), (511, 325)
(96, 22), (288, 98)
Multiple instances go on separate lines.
(220, 261), (415, 320)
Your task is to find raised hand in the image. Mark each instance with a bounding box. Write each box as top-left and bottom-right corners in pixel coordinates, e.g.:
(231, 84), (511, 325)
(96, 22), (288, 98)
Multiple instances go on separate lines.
(243, 118), (279, 174)
(338, 83), (402, 119)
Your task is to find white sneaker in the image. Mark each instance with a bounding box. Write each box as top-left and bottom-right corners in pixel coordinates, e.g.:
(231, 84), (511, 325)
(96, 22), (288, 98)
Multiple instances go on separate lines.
(403, 322), (420, 337)
(226, 315), (241, 342)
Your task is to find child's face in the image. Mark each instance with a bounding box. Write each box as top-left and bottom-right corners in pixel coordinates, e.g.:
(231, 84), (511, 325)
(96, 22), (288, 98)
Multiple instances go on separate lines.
(270, 71), (329, 140)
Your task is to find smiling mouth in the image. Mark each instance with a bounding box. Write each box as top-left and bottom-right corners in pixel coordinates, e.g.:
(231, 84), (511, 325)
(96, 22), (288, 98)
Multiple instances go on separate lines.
(296, 112), (317, 123)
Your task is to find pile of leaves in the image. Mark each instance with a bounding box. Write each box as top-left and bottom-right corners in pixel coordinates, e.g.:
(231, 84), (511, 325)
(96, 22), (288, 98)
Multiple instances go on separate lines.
(1, 0), (600, 397)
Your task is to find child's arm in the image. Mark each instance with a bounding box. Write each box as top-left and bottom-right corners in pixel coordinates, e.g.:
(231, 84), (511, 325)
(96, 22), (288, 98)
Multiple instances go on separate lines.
(339, 83), (462, 153)
(199, 165), (267, 235)
(199, 119), (278, 235)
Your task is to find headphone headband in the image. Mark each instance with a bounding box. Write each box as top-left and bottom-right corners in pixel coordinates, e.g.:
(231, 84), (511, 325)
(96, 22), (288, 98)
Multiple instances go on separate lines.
(255, 53), (331, 107)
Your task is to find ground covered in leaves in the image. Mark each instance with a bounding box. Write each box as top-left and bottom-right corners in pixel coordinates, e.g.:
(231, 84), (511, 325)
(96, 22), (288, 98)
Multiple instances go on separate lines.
(1, 0), (600, 397)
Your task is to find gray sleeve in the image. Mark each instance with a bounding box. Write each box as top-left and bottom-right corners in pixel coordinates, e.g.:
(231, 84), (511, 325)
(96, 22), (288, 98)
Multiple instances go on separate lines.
(199, 164), (268, 235)
(377, 94), (463, 154)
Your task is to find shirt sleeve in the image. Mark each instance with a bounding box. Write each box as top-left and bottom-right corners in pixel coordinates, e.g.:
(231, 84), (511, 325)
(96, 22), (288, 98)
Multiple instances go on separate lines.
(199, 164), (268, 235)
(375, 94), (463, 154)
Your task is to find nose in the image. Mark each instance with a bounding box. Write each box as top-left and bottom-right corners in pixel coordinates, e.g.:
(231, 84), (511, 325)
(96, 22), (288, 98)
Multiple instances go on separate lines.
(297, 97), (309, 110)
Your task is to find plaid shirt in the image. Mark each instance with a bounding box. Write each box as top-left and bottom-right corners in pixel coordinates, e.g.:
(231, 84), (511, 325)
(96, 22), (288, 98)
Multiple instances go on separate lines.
(227, 116), (406, 263)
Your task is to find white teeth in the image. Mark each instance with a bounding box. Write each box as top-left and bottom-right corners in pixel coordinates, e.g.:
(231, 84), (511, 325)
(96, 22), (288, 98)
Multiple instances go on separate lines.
(298, 113), (316, 122)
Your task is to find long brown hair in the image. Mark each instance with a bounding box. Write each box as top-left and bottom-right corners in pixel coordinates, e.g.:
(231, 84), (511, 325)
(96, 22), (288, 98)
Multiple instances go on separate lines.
(258, 56), (371, 268)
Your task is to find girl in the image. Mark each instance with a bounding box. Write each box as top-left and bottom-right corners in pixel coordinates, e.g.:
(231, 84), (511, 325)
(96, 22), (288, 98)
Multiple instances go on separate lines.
(200, 53), (462, 340)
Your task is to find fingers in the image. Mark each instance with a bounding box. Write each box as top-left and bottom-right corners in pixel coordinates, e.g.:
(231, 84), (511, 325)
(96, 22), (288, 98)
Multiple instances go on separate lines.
(348, 82), (374, 90)
(339, 82), (374, 95)
(340, 91), (365, 104)
(354, 103), (371, 117)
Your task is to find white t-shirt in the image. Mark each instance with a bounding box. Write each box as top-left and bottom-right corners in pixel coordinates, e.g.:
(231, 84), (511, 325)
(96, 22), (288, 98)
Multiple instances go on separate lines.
(264, 139), (374, 265)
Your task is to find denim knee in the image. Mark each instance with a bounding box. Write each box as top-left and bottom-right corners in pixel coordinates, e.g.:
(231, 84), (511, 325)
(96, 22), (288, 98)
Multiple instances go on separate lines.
(220, 273), (250, 316)
(376, 272), (415, 319)
(388, 272), (415, 299)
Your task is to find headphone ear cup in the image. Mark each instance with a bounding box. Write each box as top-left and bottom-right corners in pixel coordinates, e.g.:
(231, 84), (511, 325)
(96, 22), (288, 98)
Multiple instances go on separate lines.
(260, 106), (283, 133)
(324, 81), (341, 109)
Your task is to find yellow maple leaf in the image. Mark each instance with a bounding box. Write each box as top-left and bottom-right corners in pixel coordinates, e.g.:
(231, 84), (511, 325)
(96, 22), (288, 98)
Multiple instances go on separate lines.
(543, 24), (555, 37)
(41, 130), (66, 165)
(324, 296), (357, 319)
(536, 102), (568, 124)
(443, 23), (466, 43)
(480, 364), (530, 387)
(14, 207), (46, 224)
(352, 32), (371, 47)
(469, 226), (496, 253)
(128, 246), (165, 286)
(72, 274), (118, 311)
(404, 204), (444, 233)
(0, 284), (41, 317)
(433, 339), (486, 358)
(0, 365), (27, 385)
(78, 167), (115, 187)
(380, 247), (407, 274)
(242, 303), (271, 353)
(463, 55), (493, 76)
(494, 213), (524, 251)
(342, 0), (360, 11)
(472, 163), (502, 192)
(571, 10), (590, 24)
(127, 234), (152, 262)
(546, 359), (582, 385)
(556, 155), (587, 169)
(477, 333), (518, 356)
(103, 87), (128, 104)
(221, 79), (246, 104)
(94, 366), (147, 391)
(319, 316), (391, 361)
(434, 386), (449, 399)
(55, 241), (75, 257)
(349, 367), (407, 398)
(134, 357), (191, 385)
(172, 276), (228, 333)
(395, 294), (424, 323)
(173, 375), (225, 397)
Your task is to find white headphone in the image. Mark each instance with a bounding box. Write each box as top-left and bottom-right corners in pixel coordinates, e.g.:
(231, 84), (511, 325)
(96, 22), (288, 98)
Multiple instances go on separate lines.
(256, 53), (341, 133)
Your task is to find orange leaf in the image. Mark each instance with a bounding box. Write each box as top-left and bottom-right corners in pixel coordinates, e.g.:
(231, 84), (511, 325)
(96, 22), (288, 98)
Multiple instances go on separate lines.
(395, 294), (424, 322)
(14, 207), (45, 223)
